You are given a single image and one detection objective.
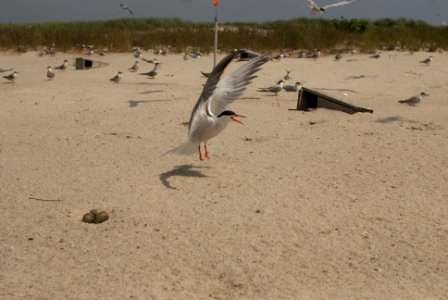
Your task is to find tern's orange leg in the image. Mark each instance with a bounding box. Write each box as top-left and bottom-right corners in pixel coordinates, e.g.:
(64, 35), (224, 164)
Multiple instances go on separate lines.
(198, 144), (203, 161)
(204, 143), (210, 160)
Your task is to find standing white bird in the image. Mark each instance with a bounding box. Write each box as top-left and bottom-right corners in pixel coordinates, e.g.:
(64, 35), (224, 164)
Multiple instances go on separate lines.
(420, 56), (433, 65)
(398, 92), (429, 106)
(257, 80), (284, 95)
(306, 0), (358, 14)
(3, 71), (18, 82)
(139, 63), (161, 79)
(283, 81), (302, 92)
(129, 61), (139, 72)
(120, 3), (134, 15)
(165, 50), (269, 160)
(110, 71), (123, 83)
(47, 66), (55, 80)
(55, 59), (68, 70)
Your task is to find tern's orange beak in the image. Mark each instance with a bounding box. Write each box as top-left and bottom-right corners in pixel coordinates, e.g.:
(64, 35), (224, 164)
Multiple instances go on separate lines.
(230, 114), (245, 125)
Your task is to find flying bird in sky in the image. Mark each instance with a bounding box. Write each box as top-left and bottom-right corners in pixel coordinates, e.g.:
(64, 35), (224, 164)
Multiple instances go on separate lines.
(120, 3), (134, 15)
(305, 0), (358, 15)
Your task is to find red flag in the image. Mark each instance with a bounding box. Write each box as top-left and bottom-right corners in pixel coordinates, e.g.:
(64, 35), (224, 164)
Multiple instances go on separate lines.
(214, 0), (218, 7)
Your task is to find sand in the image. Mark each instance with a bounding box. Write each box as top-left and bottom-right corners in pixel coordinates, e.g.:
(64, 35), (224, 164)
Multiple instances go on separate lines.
(1, 50), (447, 300)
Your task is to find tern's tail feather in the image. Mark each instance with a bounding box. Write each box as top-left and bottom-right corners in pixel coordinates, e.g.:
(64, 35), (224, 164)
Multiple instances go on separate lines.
(164, 141), (197, 156)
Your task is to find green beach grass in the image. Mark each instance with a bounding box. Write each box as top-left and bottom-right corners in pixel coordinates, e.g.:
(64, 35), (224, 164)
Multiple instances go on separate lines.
(0, 17), (447, 53)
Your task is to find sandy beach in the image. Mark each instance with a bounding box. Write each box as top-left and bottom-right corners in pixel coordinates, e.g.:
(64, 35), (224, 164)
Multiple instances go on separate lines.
(1, 50), (447, 299)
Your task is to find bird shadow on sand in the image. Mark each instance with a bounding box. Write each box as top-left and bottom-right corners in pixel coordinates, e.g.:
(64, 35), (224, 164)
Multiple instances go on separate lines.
(313, 87), (359, 93)
(128, 99), (175, 107)
(375, 116), (418, 123)
(159, 164), (210, 190)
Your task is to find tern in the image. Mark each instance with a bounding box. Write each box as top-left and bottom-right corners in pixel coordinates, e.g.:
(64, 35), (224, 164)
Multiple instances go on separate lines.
(3, 71), (18, 83)
(47, 66), (55, 80)
(165, 50), (269, 160)
(420, 56), (433, 65)
(129, 61), (139, 72)
(139, 63), (161, 79)
(258, 80), (284, 95)
(398, 92), (429, 106)
(283, 81), (302, 92)
(120, 3), (134, 15)
(110, 71), (123, 83)
(55, 59), (68, 70)
(371, 51), (381, 59)
(306, 0), (358, 15)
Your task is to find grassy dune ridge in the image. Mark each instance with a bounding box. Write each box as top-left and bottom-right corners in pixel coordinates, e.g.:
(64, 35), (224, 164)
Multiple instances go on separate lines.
(0, 17), (447, 52)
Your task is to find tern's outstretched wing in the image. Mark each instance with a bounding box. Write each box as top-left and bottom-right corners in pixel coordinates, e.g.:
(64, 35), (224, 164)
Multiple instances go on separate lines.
(187, 50), (242, 135)
(206, 53), (269, 118)
(305, 0), (320, 10)
(323, 0), (357, 9)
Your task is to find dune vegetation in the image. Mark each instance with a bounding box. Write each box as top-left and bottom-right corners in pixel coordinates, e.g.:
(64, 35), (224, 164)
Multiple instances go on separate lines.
(0, 17), (447, 53)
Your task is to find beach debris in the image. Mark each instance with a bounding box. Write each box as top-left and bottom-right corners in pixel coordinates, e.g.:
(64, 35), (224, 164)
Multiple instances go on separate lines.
(398, 92), (429, 106)
(28, 197), (63, 202)
(75, 57), (109, 70)
(82, 209), (109, 224)
(296, 87), (373, 114)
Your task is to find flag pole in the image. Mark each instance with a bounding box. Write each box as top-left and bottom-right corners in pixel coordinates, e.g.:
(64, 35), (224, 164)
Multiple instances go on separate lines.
(213, 1), (218, 67)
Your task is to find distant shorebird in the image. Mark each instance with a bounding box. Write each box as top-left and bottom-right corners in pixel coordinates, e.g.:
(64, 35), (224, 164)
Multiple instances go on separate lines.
(283, 81), (302, 92)
(420, 56), (433, 65)
(139, 63), (161, 79)
(110, 71), (123, 83)
(129, 61), (139, 72)
(164, 50), (269, 160)
(47, 66), (55, 80)
(55, 59), (68, 71)
(334, 52), (343, 61)
(3, 71), (18, 83)
(133, 48), (142, 58)
(284, 70), (292, 80)
(307, 49), (321, 59)
(258, 80), (284, 95)
(398, 92), (429, 106)
(371, 51), (381, 59)
(183, 53), (190, 60)
(120, 3), (134, 15)
(306, 0), (358, 14)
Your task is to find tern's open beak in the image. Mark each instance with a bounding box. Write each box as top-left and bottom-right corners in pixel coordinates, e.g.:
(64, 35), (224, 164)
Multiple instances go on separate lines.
(230, 114), (245, 125)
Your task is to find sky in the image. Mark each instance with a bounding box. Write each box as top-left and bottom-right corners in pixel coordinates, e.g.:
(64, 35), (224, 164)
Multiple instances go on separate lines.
(0, 0), (446, 26)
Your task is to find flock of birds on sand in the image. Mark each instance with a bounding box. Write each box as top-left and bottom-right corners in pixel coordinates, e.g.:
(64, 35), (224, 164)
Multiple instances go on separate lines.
(0, 0), (440, 160)
(1, 46), (436, 160)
